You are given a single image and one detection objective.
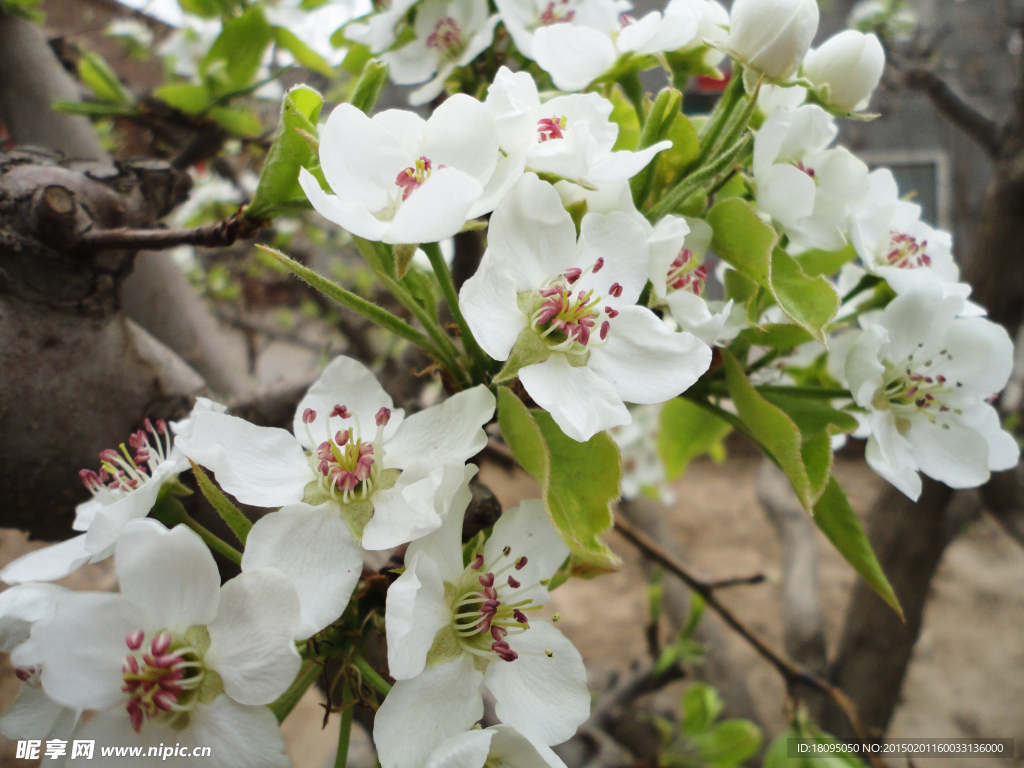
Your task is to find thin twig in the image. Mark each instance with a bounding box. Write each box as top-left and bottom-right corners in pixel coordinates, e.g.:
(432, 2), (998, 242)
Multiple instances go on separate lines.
(77, 209), (262, 251)
(613, 512), (885, 767)
(705, 573), (767, 590)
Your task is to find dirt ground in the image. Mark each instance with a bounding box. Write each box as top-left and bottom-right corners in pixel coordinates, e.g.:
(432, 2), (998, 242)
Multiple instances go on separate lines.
(0, 455), (1021, 767)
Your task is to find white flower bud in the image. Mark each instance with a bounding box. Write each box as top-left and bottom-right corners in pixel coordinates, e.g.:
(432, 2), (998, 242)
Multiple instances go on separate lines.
(727, 0), (819, 80)
(803, 30), (886, 111)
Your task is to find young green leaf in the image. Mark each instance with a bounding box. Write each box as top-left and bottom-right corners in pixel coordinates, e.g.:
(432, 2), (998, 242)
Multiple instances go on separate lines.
(658, 398), (732, 480)
(609, 85), (641, 151)
(154, 83), (212, 115)
(738, 323), (814, 350)
(496, 387), (621, 576)
(208, 107), (264, 138)
(202, 6), (274, 94)
(813, 477), (902, 617)
(189, 461), (252, 545)
(350, 60), (390, 115)
(707, 198), (777, 289)
(78, 50), (133, 104)
(271, 26), (336, 78)
(768, 248), (840, 343)
(796, 241), (858, 277)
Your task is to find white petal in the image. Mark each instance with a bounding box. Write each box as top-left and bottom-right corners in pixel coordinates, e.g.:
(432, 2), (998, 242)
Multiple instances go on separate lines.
(188, 697), (291, 768)
(648, 215), (691, 298)
(864, 412), (921, 501)
(533, 24), (617, 92)
(375, 109), (427, 152)
(425, 729), (494, 768)
(175, 412), (311, 508)
(385, 551), (452, 680)
(422, 94), (500, 185)
(588, 305), (711, 404)
(386, 385), (495, 468)
(0, 535), (91, 585)
(962, 404), (1021, 472)
(484, 621), (589, 744)
(374, 656), (484, 768)
(757, 163), (817, 228)
(458, 254), (528, 361)
(907, 417), (991, 490)
(585, 140), (673, 185)
(241, 503), (363, 640)
(406, 464), (477, 584)
(468, 141), (530, 219)
(115, 520), (220, 631)
(878, 289), (962, 363)
(487, 173), (579, 291)
(84, 476), (164, 557)
(934, 315), (1014, 396)
(667, 291), (731, 346)
(575, 211), (650, 306)
(320, 103), (408, 210)
(293, 355), (400, 451)
(299, 167), (389, 241)
(386, 167), (484, 245)
(382, 39), (437, 85)
(0, 583), (66, 653)
(519, 354), (630, 442)
(364, 461), (468, 550)
(483, 499), (568, 607)
(73, 497), (104, 531)
(206, 569), (302, 705)
(483, 66), (540, 151)
(31, 592), (143, 711)
(845, 326), (887, 408)
(488, 724), (569, 768)
(63, 710), (175, 768)
(0, 683), (78, 741)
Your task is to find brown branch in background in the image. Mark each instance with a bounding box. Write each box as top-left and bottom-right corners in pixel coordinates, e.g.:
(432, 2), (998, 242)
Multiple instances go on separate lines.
(78, 209), (262, 251)
(613, 513), (885, 767)
(901, 67), (1003, 159)
(705, 573), (767, 590)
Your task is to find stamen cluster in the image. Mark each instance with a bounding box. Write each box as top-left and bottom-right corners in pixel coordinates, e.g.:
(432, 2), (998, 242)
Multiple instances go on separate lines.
(538, 0), (575, 25)
(452, 548), (535, 663)
(121, 631), (203, 733)
(886, 231), (931, 270)
(878, 346), (962, 427)
(395, 157), (435, 201)
(537, 116), (567, 142)
(426, 17), (465, 60)
(79, 419), (171, 500)
(303, 405), (391, 502)
(666, 248), (708, 295)
(530, 259), (620, 351)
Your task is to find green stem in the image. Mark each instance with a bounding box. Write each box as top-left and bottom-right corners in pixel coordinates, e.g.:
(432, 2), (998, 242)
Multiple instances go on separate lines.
(649, 133), (752, 221)
(334, 679), (354, 768)
(270, 659), (321, 724)
(712, 76), (762, 164)
(687, 66), (745, 170)
(353, 652), (392, 696)
(756, 385), (852, 399)
(682, 392), (782, 472)
(258, 245), (442, 360)
(422, 242), (491, 382)
(151, 494), (242, 565)
(618, 71), (646, 128)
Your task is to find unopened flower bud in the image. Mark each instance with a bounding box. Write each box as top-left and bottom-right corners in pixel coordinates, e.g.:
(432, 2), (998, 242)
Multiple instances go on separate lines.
(728, 0), (819, 81)
(802, 30), (884, 112)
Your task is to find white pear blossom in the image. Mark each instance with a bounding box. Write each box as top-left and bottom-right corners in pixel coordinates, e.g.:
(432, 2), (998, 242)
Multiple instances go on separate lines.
(376, 492), (588, 768)
(461, 173), (710, 441)
(849, 168), (983, 312)
(611, 405), (675, 503)
(346, 0), (422, 53)
(727, 0), (819, 81)
(177, 356), (493, 636)
(757, 82), (807, 115)
(802, 30), (885, 113)
(483, 67), (672, 188)
(300, 95), (525, 245)
(754, 104), (869, 251)
(494, 0), (627, 59)
(424, 724), (568, 768)
(14, 521), (302, 768)
(0, 584), (79, 744)
(845, 289), (1019, 501)
(383, 0), (500, 106)
(532, 4), (701, 92)
(0, 399), (226, 586)
(668, 0), (730, 66)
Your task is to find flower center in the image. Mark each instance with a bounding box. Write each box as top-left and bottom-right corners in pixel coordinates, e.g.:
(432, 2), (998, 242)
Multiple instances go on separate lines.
(426, 16), (465, 61)
(875, 345), (963, 428)
(537, 116), (567, 142)
(121, 630), (206, 733)
(795, 160), (817, 180)
(395, 157), (437, 201)
(666, 248), (708, 295)
(538, 0), (576, 26)
(529, 259), (618, 353)
(303, 405), (391, 504)
(14, 665), (40, 686)
(450, 547), (540, 663)
(79, 419), (172, 504)
(885, 231), (931, 270)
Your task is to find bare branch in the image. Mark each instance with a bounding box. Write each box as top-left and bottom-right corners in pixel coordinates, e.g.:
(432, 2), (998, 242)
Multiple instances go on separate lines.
(77, 210), (262, 252)
(901, 67), (1003, 159)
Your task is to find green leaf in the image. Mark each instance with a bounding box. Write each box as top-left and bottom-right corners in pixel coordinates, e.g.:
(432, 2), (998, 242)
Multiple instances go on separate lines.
(271, 26), (336, 77)
(178, 0), (228, 17)
(796, 242), (857, 278)
(497, 387), (621, 576)
(769, 248), (840, 343)
(189, 461), (252, 545)
(493, 328), (551, 384)
(247, 85), (324, 222)
(609, 85), (641, 151)
(340, 42), (373, 74)
(52, 100), (139, 117)
(722, 349), (813, 509)
(78, 50), (132, 104)
(696, 719), (762, 765)
(208, 107), (264, 137)
(658, 398), (732, 480)
(202, 6), (273, 93)
(738, 323), (814, 350)
(155, 83), (212, 115)
(647, 113), (701, 204)
(350, 60), (389, 115)
(707, 198), (777, 289)
(813, 477), (902, 618)
(681, 683), (723, 736)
